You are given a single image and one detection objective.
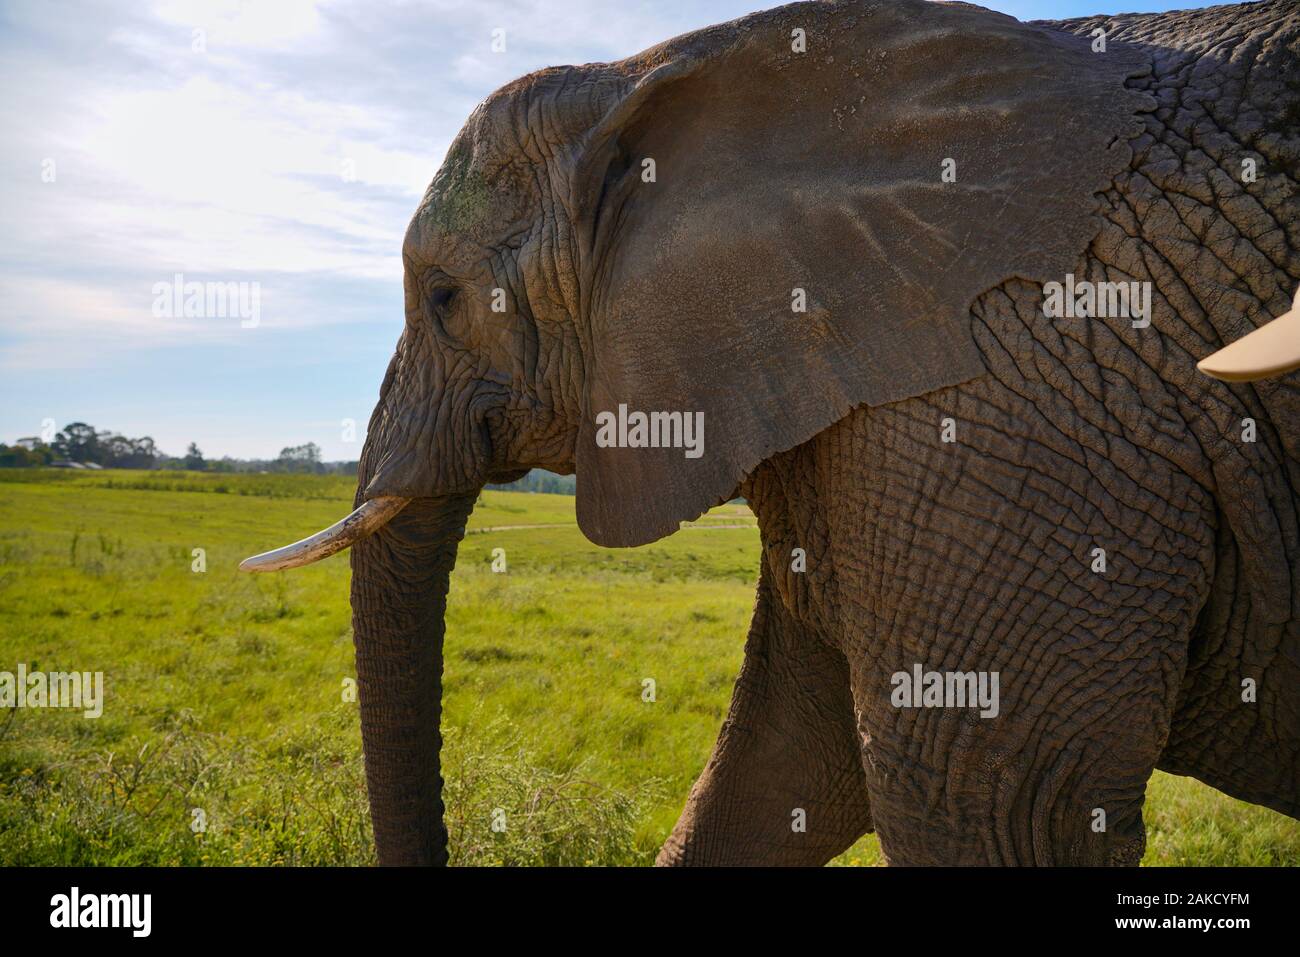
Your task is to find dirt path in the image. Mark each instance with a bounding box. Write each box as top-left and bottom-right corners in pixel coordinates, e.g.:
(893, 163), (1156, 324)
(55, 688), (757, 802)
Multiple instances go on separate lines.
(466, 523), (575, 533)
(467, 522), (757, 533)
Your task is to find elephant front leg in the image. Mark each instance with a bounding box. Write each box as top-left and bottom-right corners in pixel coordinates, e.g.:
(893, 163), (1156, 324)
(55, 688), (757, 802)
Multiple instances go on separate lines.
(657, 560), (873, 866)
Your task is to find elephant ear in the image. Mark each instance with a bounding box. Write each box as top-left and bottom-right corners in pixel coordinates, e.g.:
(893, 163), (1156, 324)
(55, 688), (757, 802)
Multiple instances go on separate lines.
(568, 0), (1152, 547)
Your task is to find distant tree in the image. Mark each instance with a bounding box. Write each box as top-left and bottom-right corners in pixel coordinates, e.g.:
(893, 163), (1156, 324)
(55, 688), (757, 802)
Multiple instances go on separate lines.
(131, 436), (160, 468)
(100, 433), (136, 466)
(487, 468), (576, 495)
(103, 434), (159, 469)
(0, 444), (40, 468)
(276, 442), (323, 473)
(52, 422), (100, 463)
(40, 423), (161, 469)
(0, 441), (52, 467)
(184, 442), (206, 471)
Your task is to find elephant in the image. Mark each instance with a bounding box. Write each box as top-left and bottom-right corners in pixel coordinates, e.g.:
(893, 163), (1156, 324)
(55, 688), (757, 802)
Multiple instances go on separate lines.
(242, 0), (1300, 866)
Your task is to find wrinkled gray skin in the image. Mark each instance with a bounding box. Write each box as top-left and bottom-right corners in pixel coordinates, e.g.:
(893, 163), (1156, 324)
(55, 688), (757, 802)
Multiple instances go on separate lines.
(349, 0), (1300, 865)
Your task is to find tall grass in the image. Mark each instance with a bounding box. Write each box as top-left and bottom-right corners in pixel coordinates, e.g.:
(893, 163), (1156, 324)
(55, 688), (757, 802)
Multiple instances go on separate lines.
(0, 469), (1296, 866)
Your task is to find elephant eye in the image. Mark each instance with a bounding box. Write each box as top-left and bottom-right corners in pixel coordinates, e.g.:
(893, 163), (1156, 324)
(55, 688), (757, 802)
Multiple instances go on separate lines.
(427, 282), (472, 343)
(428, 285), (457, 311)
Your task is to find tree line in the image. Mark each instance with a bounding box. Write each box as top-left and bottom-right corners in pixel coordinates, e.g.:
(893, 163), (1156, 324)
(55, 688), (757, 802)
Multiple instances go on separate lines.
(2, 422), (580, 493)
(489, 469), (576, 495)
(0, 423), (357, 474)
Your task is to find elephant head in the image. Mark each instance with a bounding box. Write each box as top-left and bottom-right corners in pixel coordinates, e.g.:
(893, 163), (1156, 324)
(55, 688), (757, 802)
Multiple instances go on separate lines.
(236, 0), (1300, 865)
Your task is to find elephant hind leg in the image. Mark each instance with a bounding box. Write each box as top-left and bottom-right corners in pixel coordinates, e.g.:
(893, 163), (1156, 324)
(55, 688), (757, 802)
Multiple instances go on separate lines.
(849, 613), (1174, 866)
(822, 378), (1215, 865)
(657, 557), (873, 866)
(1158, 520), (1300, 820)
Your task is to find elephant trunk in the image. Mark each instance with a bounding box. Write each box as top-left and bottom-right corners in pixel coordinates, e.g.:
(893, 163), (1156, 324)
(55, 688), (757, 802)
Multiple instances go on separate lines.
(349, 492), (476, 865)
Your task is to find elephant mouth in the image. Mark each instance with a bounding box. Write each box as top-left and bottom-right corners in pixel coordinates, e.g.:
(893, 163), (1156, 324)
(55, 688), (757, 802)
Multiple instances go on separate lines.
(239, 496), (411, 572)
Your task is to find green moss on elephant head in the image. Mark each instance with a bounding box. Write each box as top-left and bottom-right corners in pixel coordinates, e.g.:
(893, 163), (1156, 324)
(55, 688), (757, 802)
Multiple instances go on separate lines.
(426, 145), (495, 235)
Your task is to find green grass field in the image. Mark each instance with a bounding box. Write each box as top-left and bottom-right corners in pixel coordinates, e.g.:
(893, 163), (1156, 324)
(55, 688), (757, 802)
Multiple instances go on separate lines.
(1, 469), (1296, 866)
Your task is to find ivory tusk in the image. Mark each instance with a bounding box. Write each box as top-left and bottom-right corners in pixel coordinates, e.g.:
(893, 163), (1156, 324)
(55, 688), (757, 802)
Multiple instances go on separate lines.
(1198, 288), (1300, 382)
(239, 496), (410, 572)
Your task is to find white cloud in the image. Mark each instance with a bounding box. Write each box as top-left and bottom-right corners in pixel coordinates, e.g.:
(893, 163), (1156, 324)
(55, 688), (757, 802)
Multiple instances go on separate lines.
(13, 0), (1047, 452)
(151, 0), (327, 50)
(0, 0), (744, 371)
(80, 76), (423, 269)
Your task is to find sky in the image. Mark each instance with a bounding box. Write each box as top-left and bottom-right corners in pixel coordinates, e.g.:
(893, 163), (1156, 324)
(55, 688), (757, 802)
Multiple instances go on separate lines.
(0, 0), (1208, 460)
